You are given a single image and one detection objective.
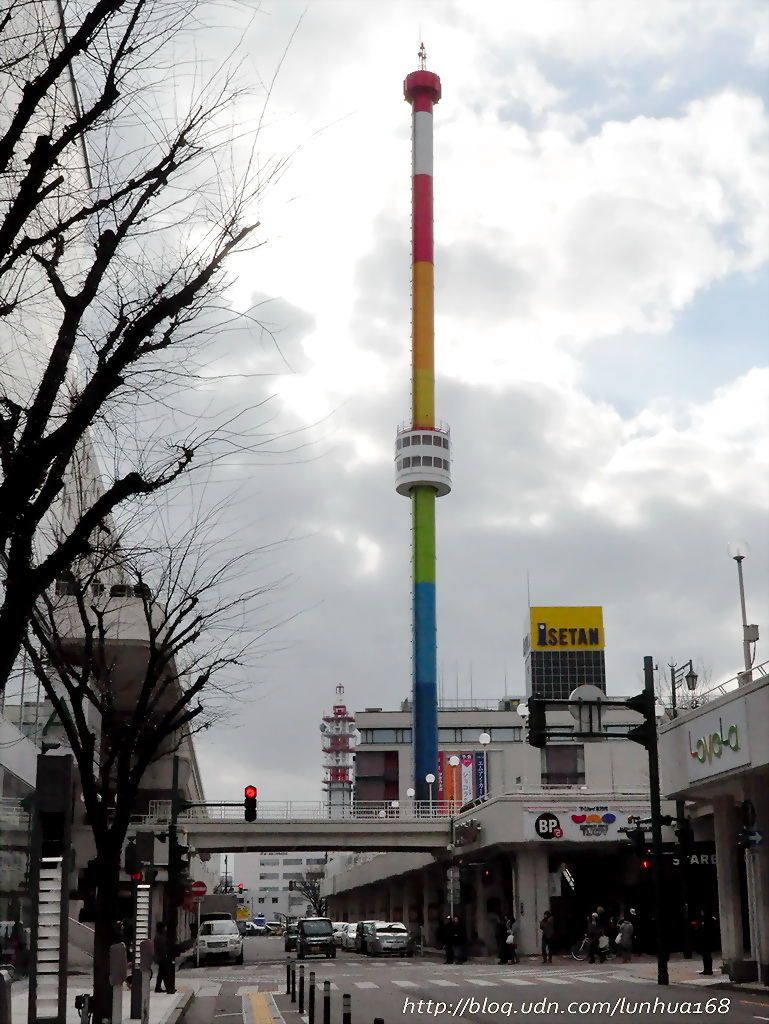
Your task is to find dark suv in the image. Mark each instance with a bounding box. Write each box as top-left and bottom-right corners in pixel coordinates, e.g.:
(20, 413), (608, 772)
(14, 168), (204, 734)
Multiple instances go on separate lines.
(297, 917), (336, 959)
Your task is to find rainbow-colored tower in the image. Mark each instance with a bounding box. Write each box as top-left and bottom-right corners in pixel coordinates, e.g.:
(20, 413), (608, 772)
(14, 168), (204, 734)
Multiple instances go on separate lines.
(395, 45), (451, 801)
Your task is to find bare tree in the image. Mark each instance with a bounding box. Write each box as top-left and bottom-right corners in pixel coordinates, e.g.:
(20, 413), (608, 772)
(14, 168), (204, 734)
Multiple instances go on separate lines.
(289, 869), (327, 918)
(24, 506), (287, 1018)
(656, 659), (714, 714)
(0, 0), (284, 693)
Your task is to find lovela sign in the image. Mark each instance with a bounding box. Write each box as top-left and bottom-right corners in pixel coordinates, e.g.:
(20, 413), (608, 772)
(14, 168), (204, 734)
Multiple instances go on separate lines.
(685, 701), (750, 783)
(523, 805), (663, 843)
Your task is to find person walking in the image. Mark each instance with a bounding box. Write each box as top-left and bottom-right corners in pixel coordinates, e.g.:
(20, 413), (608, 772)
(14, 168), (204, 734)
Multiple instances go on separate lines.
(587, 913), (606, 964)
(453, 916), (468, 964)
(539, 911), (555, 964)
(508, 915), (520, 964)
(495, 916), (510, 964)
(616, 917), (634, 963)
(437, 916), (456, 964)
(153, 922), (175, 993)
(695, 909), (718, 976)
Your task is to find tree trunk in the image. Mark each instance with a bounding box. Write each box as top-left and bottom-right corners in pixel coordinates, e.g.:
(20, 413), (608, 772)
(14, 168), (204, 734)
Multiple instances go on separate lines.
(91, 845), (122, 1024)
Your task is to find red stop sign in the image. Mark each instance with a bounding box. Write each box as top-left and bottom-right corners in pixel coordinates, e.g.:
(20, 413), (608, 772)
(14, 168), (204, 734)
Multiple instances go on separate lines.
(190, 880), (207, 897)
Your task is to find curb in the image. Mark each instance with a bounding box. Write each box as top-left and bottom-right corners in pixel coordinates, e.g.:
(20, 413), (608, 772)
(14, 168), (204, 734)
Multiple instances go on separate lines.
(158, 987), (195, 1024)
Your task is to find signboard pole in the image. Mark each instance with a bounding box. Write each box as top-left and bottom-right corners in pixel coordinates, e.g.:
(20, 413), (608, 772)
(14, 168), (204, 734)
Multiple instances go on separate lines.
(196, 899), (201, 968)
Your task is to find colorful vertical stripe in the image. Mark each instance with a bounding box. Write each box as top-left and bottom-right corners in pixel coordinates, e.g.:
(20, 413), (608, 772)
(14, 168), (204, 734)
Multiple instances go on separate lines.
(404, 66), (442, 801)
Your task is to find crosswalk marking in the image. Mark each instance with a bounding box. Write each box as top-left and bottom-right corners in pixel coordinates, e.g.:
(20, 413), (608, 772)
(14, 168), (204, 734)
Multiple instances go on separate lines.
(392, 980), (420, 988)
(353, 982), (378, 989)
(574, 975), (608, 984)
(431, 980), (459, 987)
(495, 977), (536, 986)
(531, 976), (571, 985)
(464, 979), (498, 987)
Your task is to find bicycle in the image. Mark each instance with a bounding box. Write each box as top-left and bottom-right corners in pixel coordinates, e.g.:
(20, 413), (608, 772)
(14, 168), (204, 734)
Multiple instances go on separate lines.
(570, 935), (616, 961)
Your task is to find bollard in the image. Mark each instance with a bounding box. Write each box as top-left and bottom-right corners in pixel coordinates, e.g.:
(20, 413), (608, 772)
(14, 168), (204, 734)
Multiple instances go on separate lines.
(323, 979), (331, 1024)
(308, 972), (316, 1024)
(75, 994), (92, 1024)
(342, 992), (351, 1024)
(0, 969), (13, 1024)
(286, 959), (292, 995)
(298, 965), (305, 1015)
(290, 965), (297, 1003)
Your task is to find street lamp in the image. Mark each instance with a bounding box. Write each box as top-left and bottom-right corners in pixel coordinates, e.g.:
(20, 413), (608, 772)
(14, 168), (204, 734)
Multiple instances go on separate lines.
(669, 660), (698, 719)
(425, 773), (436, 814)
(478, 732), (491, 797)
(727, 539), (759, 682)
(448, 755), (460, 811)
(668, 659), (697, 959)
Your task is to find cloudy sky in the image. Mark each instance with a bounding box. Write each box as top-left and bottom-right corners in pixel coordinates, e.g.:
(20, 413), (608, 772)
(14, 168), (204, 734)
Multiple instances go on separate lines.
(139, 0), (769, 805)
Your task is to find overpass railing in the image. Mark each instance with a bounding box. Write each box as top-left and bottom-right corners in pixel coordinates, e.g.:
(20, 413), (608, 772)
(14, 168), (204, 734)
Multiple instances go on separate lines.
(141, 799), (460, 824)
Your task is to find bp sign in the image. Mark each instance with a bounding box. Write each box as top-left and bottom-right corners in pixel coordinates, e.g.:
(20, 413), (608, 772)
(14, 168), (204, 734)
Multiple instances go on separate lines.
(534, 812), (563, 840)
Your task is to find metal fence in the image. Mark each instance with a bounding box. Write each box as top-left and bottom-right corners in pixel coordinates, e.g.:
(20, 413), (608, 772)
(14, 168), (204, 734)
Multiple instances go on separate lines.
(142, 799), (462, 823)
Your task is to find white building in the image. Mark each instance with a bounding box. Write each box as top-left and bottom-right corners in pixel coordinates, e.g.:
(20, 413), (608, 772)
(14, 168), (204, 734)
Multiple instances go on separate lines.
(233, 852), (329, 921)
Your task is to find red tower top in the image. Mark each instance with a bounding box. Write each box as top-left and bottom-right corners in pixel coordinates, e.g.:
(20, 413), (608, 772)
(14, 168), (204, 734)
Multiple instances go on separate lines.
(404, 44), (440, 108)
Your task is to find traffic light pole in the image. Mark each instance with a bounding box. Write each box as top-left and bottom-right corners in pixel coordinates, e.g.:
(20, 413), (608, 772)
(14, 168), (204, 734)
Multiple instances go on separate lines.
(167, 754), (180, 994)
(642, 655), (669, 986)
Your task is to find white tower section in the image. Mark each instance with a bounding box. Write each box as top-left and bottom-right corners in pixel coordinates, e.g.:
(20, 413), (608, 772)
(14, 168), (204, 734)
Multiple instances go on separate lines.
(320, 685), (356, 813)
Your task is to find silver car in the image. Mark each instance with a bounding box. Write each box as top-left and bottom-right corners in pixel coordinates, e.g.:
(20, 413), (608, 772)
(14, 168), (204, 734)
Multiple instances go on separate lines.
(368, 921), (414, 957)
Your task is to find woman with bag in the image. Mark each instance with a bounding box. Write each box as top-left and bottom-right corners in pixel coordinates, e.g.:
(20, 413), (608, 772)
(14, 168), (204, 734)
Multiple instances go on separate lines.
(616, 918), (634, 963)
(587, 913), (607, 964)
(507, 915), (521, 964)
(495, 916), (511, 964)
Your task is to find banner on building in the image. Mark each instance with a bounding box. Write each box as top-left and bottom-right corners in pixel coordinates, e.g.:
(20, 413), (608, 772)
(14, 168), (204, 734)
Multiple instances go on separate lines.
(523, 803), (674, 843)
(526, 606), (604, 652)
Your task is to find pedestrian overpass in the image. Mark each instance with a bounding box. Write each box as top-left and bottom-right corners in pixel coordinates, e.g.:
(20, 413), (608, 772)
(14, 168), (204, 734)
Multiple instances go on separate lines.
(134, 800), (457, 853)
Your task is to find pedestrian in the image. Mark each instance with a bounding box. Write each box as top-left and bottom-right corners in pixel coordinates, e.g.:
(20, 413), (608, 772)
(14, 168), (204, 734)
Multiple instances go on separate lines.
(453, 916), (468, 964)
(694, 909), (718, 976)
(153, 922), (175, 993)
(495, 916), (510, 964)
(587, 913), (606, 964)
(436, 916), (456, 964)
(616, 918), (634, 963)
(508, 915), (520, 964)
(539, 911), (555, 964)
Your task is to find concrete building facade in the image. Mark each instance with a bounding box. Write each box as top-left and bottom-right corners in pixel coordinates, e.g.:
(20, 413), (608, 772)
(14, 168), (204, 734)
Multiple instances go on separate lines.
(658, 664), (769, 986)
(233, 852), (329, 921)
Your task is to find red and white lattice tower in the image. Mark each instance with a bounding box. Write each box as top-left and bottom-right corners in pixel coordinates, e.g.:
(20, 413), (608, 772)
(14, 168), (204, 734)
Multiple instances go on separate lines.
(320, 685), (356, 812)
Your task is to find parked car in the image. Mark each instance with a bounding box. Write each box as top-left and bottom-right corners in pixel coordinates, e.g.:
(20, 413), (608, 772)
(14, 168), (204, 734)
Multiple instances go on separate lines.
(242, 921), (268, 936)
(341, 922), (358, 952)
(297, 917), (336, 959)
(355, 920), (385, 955)
(194, 919), (244, 965)
(265, 922), (284, 936)
(284, 923), (298, 952)
(368, 922), (414, 957)
(332, 922), (347, 947)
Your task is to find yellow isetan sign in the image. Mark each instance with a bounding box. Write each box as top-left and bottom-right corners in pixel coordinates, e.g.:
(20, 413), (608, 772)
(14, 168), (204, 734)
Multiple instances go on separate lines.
(529, 607), (604, 650)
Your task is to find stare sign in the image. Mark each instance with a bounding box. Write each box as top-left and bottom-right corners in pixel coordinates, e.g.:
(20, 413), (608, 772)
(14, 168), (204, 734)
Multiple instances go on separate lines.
(534, 812), (563, 840)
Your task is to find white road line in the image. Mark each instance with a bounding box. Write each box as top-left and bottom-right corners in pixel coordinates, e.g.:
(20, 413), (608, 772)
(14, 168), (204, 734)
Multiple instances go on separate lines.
(495, 978), (536, 986)
(573, 976), (608, 984)
(431, 980), (459, 987)
(392, 980), (420, 988)
(605, 973), (650, 984)
(353, 982), (378, 989)
(465, 979), (498, 987)
(530, 976), (571, 985)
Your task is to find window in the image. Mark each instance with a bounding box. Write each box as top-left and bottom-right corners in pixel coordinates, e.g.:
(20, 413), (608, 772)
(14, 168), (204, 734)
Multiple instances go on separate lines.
(412, 456), (422, 467)
(411, 435), (421, 445)
(396, 439), (402, 449)
(433, 436), (442, 446)
(397, 461), (403, 471)
(402, 436), (410, 447)
(306, 858), (326, 865)
(261, 859), (279, 865)
(283, 859), (302, 865)
(283, 873), (303, 880)
(541, 745), (585, 785)
(403, 457), (411, 468)
(55, 578), (79, 596)
(442, 438), (449, 448)
(359, 728), (412, 744)
(423, 456), (432, 467)
(258, 898), (265, 904)
(272, 898), (279, 904)
(442, 459), (450, 469)
(260, 873), (279, 880)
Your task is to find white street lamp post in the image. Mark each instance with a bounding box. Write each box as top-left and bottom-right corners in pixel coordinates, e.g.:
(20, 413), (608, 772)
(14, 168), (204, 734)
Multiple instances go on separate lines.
(727, 540), (758, 681)
(425, 773), (436, 815)
(448, 755), (460, 811)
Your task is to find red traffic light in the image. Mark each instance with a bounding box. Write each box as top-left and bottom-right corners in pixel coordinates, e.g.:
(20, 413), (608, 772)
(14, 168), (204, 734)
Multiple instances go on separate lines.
(245, 786), (257, 799)
(641, 859), (651, 869)
(238, 883), (244, 892)
(130, 872), (143, 881)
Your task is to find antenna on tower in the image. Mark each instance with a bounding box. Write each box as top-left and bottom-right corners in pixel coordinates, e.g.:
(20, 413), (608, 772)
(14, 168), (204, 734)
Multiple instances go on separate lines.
(418, 41), (427, 70)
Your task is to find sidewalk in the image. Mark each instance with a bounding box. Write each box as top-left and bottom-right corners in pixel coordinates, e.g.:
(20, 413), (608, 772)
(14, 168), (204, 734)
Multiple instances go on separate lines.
(9, 976), (193, 1024)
